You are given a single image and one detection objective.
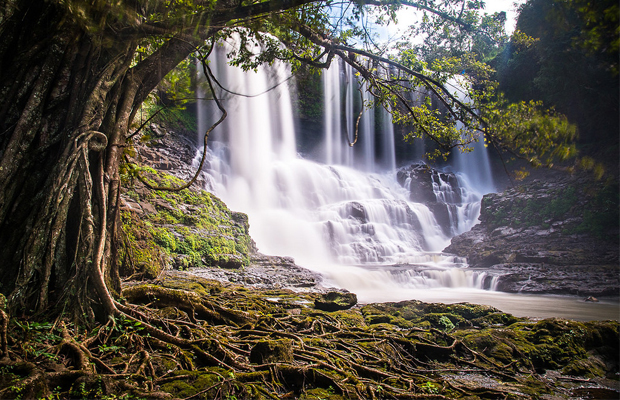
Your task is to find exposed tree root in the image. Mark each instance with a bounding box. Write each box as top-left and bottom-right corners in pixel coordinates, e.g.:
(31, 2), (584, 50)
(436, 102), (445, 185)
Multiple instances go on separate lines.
(0, 274), (617, 399)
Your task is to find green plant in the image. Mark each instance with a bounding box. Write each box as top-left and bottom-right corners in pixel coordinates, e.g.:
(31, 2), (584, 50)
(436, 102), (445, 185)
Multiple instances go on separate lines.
(438, 316), (455, 332)
(421, 381), (439, 394)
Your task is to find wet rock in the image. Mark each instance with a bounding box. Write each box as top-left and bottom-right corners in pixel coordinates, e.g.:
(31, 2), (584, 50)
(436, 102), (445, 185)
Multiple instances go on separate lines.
(149, 123), (167, 137)
(490, 263), (619, 296)
(346, 201), (367, 223)
(397, 163), (472, 236)
(314, 291), (357, 311)
(444, 176), (619, 296)
(397, 163), (437, 204)
(189, 253), (325, 291)
(571, 387), (620, 399)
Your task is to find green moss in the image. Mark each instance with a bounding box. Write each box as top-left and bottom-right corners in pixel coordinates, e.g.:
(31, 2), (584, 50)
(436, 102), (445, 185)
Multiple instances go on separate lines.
(119, 168), (253, 273)
(160, 380), (195, 397)
(119, 211), (166, 279)
(562, 357), (606, 378)
(300, 387), (343, 400)
(250, 340), (293, 364)
(455, 318), (620, 374)
(331, 309), (366, 328)
(488, 342), (514, 364)
(471, 312), (521, 327)
(422, 313), (464, 330)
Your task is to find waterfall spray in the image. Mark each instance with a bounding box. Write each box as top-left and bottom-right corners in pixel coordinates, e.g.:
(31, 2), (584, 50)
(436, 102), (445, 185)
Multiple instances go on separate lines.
(196, 41), (496, 300)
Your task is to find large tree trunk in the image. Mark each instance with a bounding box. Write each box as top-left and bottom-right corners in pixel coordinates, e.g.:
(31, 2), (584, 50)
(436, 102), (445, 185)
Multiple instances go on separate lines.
(0, 1), (195, 321)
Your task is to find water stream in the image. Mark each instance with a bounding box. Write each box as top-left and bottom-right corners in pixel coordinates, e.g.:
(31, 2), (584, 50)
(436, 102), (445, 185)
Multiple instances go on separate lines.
(195, 40), (619, 321)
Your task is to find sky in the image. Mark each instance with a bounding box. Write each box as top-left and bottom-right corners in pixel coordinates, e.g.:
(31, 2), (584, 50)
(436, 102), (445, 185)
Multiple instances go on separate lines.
(385, 0), (526, 40)
(484, 0), (526, 34)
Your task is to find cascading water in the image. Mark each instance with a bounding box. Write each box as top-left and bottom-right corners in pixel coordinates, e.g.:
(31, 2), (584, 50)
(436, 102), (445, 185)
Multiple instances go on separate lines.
(380, 105), (396, 171)
(448, 78), (496, 195)
(197, 40), (497, 302)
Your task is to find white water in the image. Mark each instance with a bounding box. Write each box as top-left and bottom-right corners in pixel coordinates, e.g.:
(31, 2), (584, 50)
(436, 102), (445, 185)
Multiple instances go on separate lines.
(190, 45), (620, 322)
(194, 41), (498, 300)
(448, 77), (496, 195)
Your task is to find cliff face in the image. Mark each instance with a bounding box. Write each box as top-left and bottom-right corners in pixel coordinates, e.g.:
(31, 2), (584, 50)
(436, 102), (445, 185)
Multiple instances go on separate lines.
(444, 176), (619, 296)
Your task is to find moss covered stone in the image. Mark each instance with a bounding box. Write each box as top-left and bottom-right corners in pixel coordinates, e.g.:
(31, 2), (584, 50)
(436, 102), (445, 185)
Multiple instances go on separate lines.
(119, 168), (255, 277)
(249, 339), (294, 364)
(314, 291), (357, 311)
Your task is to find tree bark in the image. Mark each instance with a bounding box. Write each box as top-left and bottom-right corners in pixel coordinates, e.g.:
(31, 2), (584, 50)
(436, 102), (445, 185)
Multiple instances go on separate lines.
(0, 1), (201, 321)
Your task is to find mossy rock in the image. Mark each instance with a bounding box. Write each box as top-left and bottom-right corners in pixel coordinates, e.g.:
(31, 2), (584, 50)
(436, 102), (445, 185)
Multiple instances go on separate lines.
(314, 291), (357, 311)
(120, 169), (255, 273)
(300, 387), (344, 400)
(424, 302), (501, 320)
(471, 312), (521, 327)
(331, 309), (366, 328)
(422, 313), (467, 329)
(562, 357), (606, 378)
(119, 211), (167, 279)
(250, 339), (293, 364)
(488, 342), (514, 364)
(159, 370), (222, 398)
(365, 314), (392, 325)
(360, 301), (508, 328)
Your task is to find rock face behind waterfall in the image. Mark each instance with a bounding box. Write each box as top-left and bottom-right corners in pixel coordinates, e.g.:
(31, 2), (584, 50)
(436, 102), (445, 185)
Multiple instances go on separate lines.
(444, 175), (620, 296)
(397, 163), (470, 236)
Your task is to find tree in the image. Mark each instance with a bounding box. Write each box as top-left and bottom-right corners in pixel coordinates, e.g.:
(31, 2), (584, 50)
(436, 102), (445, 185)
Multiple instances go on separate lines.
(495, 0), (619, 148)
(0, 0), (576, 325)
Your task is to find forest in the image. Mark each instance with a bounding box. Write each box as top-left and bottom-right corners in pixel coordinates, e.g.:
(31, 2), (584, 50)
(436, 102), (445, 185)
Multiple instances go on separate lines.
(0, 0), (618, 398)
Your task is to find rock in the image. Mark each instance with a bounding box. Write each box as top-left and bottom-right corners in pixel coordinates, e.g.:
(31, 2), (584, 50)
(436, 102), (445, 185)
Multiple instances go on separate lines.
(444, 175), (619, 296)
(397, 163), (437, 204)
(189, 252), (324, 291)
(149, 123), (166, 137)
(121, 199), (143, 213)
(346, 201), (367, 223)
(249, 340), (293, 364)
(314, 291), (357, 311)
(140, 202), (156, 214)
(397, 163), (472, 236)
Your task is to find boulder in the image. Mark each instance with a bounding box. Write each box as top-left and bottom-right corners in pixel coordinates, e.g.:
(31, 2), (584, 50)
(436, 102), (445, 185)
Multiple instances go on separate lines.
(314, 291), (357, 311)
(249, 340), (293, 364)
(444, 175), (619, 296)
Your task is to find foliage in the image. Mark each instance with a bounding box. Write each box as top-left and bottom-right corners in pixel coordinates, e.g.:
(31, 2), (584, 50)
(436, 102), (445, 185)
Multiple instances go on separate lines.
(495, 0), (619, 147)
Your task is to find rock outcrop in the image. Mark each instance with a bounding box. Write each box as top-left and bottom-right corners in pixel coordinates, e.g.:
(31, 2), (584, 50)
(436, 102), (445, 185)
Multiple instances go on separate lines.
(397, 163), (477, 236)
(121, 122), (331, 292)
(444, 176), (619, 296)
(119, 123), (256, 277)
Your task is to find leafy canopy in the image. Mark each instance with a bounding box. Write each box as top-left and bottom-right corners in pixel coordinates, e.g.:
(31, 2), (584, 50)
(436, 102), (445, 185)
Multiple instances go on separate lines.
(124, 0), (582, 173)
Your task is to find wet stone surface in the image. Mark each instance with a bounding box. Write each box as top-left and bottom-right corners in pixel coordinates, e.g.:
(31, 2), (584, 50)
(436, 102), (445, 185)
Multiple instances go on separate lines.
(444, 175), (619, 297)
(189, 253), (331, 292)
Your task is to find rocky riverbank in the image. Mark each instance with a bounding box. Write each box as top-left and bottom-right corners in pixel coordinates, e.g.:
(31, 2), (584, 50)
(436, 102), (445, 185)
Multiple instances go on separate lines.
(4, 269), (619, 399)
(444, 174), (619, 297)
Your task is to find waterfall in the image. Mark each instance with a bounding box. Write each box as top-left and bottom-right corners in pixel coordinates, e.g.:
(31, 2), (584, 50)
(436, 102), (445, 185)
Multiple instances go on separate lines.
(196, 42), (497, 299)
(448, 78), (496, 195)
(380, 105), (396, 171)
